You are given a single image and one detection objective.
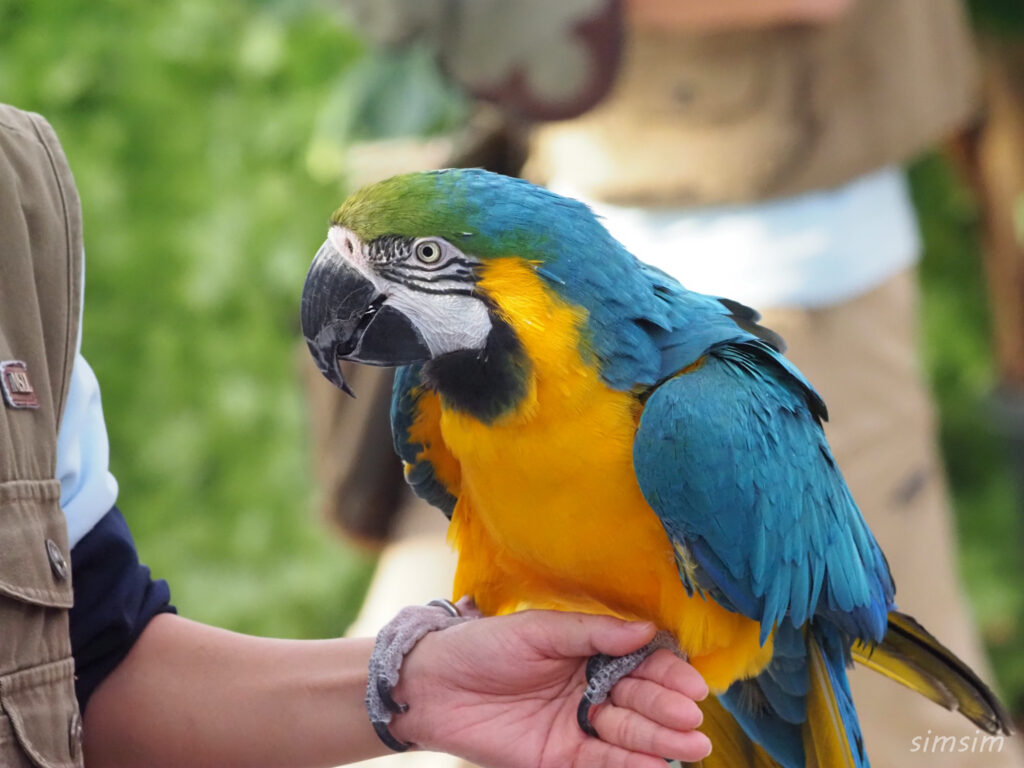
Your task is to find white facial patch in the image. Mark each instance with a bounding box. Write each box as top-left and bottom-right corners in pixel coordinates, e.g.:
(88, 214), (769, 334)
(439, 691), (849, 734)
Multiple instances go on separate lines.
(385, 288), (492, 356)
(328, 225), (385, 289)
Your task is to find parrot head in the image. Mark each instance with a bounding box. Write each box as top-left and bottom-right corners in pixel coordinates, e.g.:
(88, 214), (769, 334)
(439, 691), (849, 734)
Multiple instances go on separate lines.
(301, 168), (618, 406)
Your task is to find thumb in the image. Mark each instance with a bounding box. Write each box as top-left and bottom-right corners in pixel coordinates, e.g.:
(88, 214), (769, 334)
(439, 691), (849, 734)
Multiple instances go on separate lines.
(519, 611), (658, 659)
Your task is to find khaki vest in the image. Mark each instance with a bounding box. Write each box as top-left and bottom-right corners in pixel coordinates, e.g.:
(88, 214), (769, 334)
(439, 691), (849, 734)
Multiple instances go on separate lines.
(0, 105), (85, 767)
(525, 0), (979, 206)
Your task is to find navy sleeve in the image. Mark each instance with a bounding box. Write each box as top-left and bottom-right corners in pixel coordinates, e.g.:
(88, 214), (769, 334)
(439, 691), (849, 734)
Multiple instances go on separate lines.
(69, 505), (175, 712)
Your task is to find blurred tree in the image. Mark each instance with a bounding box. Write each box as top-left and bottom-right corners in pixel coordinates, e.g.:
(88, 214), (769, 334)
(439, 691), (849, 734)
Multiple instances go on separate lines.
(969, 0), (1024, 35)
(0, 0), (391, 638)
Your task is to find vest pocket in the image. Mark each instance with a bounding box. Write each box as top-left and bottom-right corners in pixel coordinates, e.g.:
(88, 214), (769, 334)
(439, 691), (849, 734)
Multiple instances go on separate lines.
(0, 658), (82, 768)
(0, 481), (73, 609)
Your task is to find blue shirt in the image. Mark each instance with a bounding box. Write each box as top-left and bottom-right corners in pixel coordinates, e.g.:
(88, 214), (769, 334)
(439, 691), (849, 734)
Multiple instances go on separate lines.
(59, 351), (119, 547)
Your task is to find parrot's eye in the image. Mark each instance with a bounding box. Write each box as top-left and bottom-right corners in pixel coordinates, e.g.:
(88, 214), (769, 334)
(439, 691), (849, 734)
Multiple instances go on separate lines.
(414, 239), (443, 264)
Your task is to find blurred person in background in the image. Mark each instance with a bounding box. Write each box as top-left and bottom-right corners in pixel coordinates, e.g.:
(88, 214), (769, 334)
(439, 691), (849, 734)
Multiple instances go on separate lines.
(0, 102), (713, 768)
(308, 0), (1024, 765)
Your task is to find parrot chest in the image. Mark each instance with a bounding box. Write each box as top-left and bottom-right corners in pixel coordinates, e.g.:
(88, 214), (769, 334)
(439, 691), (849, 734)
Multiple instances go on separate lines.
(438, 371), (680, 618)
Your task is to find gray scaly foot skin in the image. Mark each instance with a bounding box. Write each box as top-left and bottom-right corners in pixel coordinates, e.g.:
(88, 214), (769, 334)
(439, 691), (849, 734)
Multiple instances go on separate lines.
(577, 630), (684, 738)
(366, 599), (472, 751)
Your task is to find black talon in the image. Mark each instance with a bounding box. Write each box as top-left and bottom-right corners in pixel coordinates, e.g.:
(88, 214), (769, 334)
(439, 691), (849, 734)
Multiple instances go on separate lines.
(377, 677), (409, 714)
(365, 600), (476, 753)
(577, 693), (600, 738)
(372, 721), (411, 752)
(576, 632), (685, 740)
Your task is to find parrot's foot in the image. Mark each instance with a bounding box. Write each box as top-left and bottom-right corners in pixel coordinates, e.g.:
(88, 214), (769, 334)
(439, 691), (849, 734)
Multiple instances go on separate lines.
(577, 630), (683, 738)
(366, 598), (474, 751)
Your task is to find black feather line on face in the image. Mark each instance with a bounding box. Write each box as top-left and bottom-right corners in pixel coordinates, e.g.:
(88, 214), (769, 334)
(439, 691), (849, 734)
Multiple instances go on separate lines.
(379, 264), (476, 284)
(368, 235), (481, 295)
(393, 256), (479, 272)
(376, 274), (478, 297)
(365, 235), (409, 266)
(385, 261), (476, 275)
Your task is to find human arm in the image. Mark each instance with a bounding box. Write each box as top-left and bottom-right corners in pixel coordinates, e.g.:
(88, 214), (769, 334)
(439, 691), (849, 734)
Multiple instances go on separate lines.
(627, 0), (854, 30)
(82, 610), (711, 768)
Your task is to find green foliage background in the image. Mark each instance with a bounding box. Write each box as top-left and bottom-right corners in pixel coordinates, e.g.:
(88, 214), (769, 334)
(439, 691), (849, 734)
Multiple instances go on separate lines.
(0, 0), (383, 638)
(2, 0), (1023, 718)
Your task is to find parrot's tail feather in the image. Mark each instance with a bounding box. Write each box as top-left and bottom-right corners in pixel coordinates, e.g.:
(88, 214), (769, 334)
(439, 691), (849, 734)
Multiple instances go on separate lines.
(685, 695), (780, 768)
(710, 621), (865, 768)
(852, 611), (1013, 736)
(803, 630), (866, 768)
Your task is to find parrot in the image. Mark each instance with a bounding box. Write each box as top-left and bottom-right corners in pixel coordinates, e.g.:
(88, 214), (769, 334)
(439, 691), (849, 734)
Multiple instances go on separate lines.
(300, 168), (1012, 767)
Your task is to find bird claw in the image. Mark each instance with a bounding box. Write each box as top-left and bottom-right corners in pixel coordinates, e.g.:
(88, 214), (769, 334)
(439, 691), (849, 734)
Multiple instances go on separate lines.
(366, 599), (471, 751)
(376, 676), (409, 715)
(577, 630), (683, 738)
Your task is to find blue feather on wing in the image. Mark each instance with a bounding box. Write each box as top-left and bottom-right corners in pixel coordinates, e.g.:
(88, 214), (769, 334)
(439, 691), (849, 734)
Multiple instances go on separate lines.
(633, 340), (894, 643)
(391, 364), (457, 517)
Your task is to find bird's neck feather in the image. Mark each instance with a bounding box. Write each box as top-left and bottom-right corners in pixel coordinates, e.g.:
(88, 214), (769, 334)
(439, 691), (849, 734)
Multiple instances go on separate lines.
(421, 257), (592, 424)
(420, 317), (530, 423)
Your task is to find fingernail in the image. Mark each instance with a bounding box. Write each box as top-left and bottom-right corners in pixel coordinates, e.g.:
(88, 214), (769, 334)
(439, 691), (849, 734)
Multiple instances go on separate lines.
(698, 732), (713, 758)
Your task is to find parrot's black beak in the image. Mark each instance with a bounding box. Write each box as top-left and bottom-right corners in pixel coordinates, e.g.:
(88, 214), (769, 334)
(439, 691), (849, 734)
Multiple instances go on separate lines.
(301, 238), (431, 396)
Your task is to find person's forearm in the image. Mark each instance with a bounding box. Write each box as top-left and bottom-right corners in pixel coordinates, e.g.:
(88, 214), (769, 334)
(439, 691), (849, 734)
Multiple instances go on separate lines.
(83, 607), (712, 768)
(627, 0), (854, 30)
(83, 613), (388, 768)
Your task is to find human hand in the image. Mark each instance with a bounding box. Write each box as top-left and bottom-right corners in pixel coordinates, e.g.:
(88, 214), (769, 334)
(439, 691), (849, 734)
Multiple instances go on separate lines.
(388, 607), (712, 767)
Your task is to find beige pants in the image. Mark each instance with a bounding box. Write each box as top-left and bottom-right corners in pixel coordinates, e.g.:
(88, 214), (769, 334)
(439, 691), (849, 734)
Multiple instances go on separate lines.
(343, 270), (1023, 767)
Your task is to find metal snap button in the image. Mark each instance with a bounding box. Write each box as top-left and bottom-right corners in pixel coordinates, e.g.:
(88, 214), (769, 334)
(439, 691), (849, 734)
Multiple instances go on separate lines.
(68, 711), (83, 759)
(46, 538), (68, 580)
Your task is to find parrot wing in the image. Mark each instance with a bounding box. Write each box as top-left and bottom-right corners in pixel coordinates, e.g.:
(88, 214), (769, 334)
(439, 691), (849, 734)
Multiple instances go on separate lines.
(391, 363), (460, 518)
(633, 338), (893, 768)
(633, 339), (895, 644)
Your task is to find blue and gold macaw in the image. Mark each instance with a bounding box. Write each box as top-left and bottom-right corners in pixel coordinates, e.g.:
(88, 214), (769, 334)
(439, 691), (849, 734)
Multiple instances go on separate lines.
(301, 169), (1011, 767)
